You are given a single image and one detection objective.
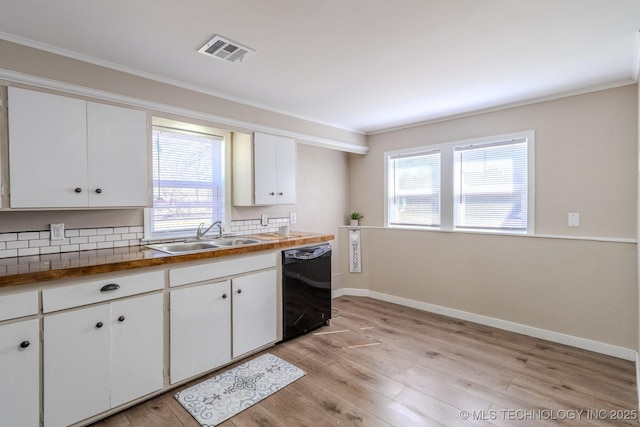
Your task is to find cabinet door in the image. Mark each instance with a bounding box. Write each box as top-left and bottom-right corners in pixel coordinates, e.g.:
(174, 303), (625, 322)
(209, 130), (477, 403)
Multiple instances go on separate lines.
(110, 293), (164, 407)
(253, 133), (279, 205)
(232, 269), (277, 358)
(8, 87), (88, 208)
(0, 319), (39, 427)
(275, 137), (296, 204)
(87, 102), (149, 207)
(170, 280), (231, 383)
(44, 305), (111, 427)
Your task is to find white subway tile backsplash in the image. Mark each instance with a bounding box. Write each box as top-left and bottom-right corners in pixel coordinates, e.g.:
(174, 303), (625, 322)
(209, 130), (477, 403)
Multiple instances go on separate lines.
(40, 246), (61, 255)
(0, 216), (291, 259)
(0, 249), (17, 258)
(80, 243), (97, 251)
(18, 232), (40, 241)
(65, 229), (80, 238)
(0, 233), (17, 242)
(18, 247), (39, 257)
(29, 239), (50, 248)
(7, 240), (28, 250)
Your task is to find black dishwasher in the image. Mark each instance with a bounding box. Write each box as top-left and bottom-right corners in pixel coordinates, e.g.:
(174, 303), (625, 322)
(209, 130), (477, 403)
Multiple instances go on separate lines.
(282, 243), (332, 341)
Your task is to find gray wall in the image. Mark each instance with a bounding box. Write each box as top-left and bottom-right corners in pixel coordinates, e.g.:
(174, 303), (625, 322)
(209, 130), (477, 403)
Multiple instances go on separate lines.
(341, 85), (638, 352)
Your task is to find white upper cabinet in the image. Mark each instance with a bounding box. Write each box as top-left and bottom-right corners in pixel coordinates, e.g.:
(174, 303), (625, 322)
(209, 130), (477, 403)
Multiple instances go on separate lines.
(233, 131), (296, 206)
(8, 87), (149, 208)
(86, 102), (149, 207)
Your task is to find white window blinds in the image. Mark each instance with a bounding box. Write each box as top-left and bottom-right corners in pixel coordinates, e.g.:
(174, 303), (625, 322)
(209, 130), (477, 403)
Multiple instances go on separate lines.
(150, 127), (225, 236)
(454, 139), (528, 232)
(388, 151), (441, 227)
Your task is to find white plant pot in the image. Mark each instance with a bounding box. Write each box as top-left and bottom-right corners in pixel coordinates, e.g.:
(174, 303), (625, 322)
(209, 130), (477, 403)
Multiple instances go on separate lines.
(350, 219), (359, 226)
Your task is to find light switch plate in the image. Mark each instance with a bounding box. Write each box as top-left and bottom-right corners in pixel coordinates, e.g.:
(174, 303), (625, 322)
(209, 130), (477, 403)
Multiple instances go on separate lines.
(289, 212), (297, 225)
(568, 213), (580, 227)
(261, 214), (268, 226)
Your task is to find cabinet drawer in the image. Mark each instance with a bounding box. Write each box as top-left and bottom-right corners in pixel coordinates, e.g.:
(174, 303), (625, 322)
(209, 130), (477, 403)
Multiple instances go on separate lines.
(43, 270), (164, 313)
(169, 252), (276, 287)
(0, 291), (38, 321)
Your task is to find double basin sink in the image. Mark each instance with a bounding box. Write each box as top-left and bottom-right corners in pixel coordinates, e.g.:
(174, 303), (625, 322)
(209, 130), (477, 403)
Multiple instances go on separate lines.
(146, 237), (264, 255)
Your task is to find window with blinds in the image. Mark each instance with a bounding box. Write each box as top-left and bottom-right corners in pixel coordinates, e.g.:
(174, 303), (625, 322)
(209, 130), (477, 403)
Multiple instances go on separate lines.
(385, 131), (533, 235)
(388, 151), (441, 227)
(149, 126), (225, 238)
(454, 140), (528, 232)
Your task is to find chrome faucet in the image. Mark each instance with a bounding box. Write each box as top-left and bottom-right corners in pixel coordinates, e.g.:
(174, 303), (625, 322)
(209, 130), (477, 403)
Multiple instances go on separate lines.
(196, 221), (223, 240)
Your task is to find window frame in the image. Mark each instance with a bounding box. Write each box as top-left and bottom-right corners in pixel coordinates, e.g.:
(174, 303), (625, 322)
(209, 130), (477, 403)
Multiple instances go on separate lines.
(144, 117), (232, 241)
(384, 131), (535, 235)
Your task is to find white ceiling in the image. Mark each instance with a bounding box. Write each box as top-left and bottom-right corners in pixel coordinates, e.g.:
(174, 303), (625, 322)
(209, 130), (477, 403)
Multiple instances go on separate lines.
(0, 0), (639, 134)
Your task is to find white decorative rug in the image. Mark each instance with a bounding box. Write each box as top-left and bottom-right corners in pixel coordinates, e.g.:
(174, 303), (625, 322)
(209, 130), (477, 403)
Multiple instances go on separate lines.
(175, 353), (305, 426)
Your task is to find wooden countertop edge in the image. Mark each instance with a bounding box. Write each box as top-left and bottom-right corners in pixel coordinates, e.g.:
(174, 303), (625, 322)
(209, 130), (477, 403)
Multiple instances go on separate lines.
(0, 234), (334, 288)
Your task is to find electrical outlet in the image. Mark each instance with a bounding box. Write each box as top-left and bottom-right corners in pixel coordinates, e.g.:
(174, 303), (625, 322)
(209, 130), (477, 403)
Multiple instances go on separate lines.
(50, 223), (65, 240)
(289, 212), (297, 225)
(261, 214), (268, 226)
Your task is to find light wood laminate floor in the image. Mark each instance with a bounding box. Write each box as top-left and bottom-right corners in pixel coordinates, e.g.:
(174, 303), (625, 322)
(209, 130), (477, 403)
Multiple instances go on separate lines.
(91, 296), (637, 426)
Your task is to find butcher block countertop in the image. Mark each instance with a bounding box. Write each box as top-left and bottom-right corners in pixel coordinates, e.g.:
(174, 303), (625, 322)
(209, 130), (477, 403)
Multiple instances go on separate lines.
(0, 232), (333, 288)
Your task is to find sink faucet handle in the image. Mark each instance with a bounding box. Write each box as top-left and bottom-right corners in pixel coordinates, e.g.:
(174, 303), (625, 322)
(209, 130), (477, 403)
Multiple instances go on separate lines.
(196, 222), (206, 240)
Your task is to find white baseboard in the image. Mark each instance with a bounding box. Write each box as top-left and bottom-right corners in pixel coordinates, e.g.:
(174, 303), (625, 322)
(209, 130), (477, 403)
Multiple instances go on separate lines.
(332, 287), (369, 298)
(332, 288), (636, 361)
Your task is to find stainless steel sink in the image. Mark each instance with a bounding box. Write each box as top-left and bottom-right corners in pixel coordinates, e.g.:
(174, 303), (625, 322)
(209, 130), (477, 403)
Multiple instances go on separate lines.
(213, 237), (263, 247)
(145, 241), (221, 255)
(146, 237), (263, 254)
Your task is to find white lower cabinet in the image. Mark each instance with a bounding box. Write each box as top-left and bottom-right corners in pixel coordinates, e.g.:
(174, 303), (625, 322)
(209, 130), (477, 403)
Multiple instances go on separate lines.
(44, 293), (163, 427)
(0, 319), (40, 427)
(2, 251), (280, 426)
(169, 259), (277, 383)
(232, 269), (277, 358)
(170, 280), (231, 384)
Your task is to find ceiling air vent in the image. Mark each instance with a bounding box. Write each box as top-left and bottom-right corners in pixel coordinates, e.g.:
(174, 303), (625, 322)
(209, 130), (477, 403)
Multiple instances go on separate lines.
(197, 35), (254, 63)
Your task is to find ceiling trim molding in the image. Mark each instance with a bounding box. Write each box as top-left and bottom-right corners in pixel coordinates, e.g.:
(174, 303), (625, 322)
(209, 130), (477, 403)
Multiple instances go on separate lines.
(0, 68), (369, 155)
(0, 32), (366, 135)
(367, 79), (637, 136)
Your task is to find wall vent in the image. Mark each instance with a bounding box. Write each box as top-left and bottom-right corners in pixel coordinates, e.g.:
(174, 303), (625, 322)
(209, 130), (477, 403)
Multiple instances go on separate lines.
(197, 35), (254, 63)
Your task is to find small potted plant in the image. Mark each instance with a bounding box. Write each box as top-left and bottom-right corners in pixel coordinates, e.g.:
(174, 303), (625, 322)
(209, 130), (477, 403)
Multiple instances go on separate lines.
(349, 212), (364, 226)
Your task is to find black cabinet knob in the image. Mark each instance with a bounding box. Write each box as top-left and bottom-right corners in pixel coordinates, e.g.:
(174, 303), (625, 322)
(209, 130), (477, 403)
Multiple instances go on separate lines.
(269, 192), (275, 196)
(118, 316), (125, 322)
(96, 322), (103, 329)
(237, 289), (242, 294)
(278, 192), (283, 196)
(74, 187), (82, 193)
(95, 188), (102, 194)
(20, 341), (30, 349)
(222, 293), (228, 299)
